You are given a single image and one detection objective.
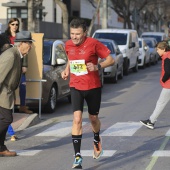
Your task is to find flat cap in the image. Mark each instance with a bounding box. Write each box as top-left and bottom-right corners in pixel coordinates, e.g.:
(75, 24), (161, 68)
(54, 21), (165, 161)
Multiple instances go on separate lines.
(14, 31), (35, 42)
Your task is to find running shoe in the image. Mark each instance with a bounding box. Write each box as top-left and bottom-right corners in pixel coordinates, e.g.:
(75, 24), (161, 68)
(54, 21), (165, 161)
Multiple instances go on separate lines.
(93, 137), (103, 159)
(72, 155), (83, 169)
(140, 119), (154, 129)
(11, 135), (18, 141)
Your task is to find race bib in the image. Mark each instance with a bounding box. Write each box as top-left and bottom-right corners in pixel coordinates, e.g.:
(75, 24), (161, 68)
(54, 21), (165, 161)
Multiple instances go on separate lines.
(70, 60), (88, 76)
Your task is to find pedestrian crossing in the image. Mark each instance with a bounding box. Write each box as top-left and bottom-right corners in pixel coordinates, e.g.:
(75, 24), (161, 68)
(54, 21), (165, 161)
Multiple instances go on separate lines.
(12, 121), (170, 159)
(35, 122), (87, 137)
(16, 150), (42, 156)
(101, 122), (142, 136)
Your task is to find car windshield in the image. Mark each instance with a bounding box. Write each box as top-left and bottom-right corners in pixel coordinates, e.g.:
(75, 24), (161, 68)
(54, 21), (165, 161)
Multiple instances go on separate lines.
(142, 35), (161, 42)
(94, 33), (127, 45)
(100, 41), (115, 53)
(145, 40), (153, 48)
(43, 44), (52, 65)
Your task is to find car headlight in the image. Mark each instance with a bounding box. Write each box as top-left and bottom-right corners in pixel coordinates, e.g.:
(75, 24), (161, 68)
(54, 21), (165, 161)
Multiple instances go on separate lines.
(122, 49), (126, 54)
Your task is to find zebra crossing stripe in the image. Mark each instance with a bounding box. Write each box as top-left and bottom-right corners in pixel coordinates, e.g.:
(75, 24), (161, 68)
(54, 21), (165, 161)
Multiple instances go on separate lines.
(165, 129), (170, 136)
(81, 150), (116, 157)
(101, 122), (142, 136)
(16, 150), (42, 156)
(35, 122), (87, 137)
(152, 150), (170, 157)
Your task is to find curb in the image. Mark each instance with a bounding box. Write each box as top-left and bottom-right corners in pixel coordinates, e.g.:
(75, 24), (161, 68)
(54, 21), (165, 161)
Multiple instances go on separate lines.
(15, 113), (41, 132)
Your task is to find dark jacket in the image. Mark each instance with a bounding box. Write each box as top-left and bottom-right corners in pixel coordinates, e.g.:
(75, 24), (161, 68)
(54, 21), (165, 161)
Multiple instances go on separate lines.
(0, 32), (28, 67)
(0, 32), (11, 52)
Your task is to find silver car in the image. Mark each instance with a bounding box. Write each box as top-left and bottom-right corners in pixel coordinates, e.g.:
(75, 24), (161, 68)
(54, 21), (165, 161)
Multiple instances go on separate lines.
(143, 37), (158, 65)
(97, 39), (124, 83)
(138, 38), (150, 68)
(27, 40), (70, 113)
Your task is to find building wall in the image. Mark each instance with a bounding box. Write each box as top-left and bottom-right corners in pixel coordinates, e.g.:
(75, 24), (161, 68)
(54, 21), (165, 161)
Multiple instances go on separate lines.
(42, 0), (53, 22)
(0, 0), (124, 34)
(0, 0), (10, 20)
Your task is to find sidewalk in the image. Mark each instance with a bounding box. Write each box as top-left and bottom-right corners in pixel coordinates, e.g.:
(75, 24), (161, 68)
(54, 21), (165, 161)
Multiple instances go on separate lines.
(12, 112), (41, 132)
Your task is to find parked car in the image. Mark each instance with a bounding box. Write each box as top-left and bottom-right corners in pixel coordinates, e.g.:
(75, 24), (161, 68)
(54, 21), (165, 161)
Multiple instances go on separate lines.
(27, 40), (71, 113)
(93, 29), (139, 75)
(138, 38), (150, 68)
(97, 38), (124, 83)
(141, 32), (167, 43)
(143, 37), (159, 64)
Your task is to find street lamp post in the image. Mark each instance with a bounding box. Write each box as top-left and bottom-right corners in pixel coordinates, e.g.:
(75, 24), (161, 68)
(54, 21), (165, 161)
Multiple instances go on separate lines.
(42, 12), (48, 21)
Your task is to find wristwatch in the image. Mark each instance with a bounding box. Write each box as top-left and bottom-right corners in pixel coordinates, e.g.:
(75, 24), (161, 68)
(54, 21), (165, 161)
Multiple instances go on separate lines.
(97, 64), (102, 70)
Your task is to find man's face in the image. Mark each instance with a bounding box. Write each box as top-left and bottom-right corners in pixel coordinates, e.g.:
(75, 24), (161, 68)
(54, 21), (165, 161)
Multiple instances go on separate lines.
(20, 42), (32, 56)
(70, 27), (86, 45)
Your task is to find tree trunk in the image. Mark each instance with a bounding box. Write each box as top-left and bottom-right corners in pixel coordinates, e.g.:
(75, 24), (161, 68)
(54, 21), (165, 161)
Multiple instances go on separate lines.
(27, 0), (34, 32)
(55, 0), (69, 39)
(87, 0), (101, 36)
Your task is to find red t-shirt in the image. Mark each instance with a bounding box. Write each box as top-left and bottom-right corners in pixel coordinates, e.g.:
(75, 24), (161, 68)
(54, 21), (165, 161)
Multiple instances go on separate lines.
(9, 36), (15, 45)
(66, 37), (110, 90)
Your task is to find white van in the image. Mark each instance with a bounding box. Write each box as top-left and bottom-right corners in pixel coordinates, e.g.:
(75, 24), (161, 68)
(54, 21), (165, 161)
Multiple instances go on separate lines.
(141, 32), (167, 43)
(92, 29), (139, 75)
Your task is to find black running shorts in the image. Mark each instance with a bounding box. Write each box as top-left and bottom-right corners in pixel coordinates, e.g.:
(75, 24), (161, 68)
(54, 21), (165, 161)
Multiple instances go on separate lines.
(70, 87), (101, 115)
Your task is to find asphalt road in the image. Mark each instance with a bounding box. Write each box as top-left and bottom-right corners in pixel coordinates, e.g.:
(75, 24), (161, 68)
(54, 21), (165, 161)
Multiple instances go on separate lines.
(2, 61), (170, 170)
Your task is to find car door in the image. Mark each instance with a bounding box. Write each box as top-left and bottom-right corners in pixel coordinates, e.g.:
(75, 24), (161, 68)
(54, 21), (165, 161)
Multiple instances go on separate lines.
(52, 41), (70, 98)
(113, 42), (124, 73)
(128, 32), (135, 67)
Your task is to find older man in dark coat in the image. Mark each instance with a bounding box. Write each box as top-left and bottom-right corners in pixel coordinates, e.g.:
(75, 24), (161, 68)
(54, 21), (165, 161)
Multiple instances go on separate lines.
(0, 31), (34, 157)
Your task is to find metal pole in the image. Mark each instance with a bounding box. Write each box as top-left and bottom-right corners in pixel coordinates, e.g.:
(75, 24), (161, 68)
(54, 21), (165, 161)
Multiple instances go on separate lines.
(39, 81), (41, 119)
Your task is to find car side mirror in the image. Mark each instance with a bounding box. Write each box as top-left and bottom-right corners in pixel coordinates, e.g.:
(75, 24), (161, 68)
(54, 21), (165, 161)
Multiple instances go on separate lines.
(56, 58), (66, 66)
(129, 42), (135, 48)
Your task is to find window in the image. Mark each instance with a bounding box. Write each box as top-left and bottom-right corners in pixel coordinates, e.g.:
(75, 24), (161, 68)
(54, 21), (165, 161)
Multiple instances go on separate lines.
(43, 45), (52, 65)
(21, 9), (27, 19)
(55, 44), (68, 62)
(94, 33), (127, 45)
(7, 8), (17, 18)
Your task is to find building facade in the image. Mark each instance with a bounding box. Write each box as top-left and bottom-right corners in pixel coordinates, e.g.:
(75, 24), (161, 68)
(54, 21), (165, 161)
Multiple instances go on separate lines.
(0, 0), (123, 37)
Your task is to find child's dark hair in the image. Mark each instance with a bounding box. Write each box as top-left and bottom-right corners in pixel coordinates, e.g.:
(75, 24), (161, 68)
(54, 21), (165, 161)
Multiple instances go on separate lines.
(70, 18), (87, 32)
(156, 40), (170, 51)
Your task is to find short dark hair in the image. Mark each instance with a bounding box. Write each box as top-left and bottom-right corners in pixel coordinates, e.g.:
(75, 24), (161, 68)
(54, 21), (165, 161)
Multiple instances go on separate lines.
(70, 18), (87, 32)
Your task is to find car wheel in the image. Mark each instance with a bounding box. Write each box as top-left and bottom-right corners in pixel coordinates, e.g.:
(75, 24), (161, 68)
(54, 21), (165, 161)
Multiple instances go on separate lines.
(142, 58), (146, 69)
(132, 60), (138, 72)
(123, 60), (129, 76)
(67, 95), (71, 103)
(111, 70), (118, 83)
(147, 57), (151, 67)
(45, 85), (57, 113)
(118, 66), (123, 79)
(101, 70), (104, 87)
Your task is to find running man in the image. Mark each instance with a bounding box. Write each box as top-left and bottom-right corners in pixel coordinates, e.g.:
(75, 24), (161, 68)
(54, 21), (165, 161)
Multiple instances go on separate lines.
(61, 18), (114, 169)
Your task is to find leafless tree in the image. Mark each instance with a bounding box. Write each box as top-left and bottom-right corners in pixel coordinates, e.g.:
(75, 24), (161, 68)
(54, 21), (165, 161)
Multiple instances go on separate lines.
(111, 0), (148, 27)
(54, 0), (69, 39)
(27, 0), (43, 32)
(87, 0), (101, 36)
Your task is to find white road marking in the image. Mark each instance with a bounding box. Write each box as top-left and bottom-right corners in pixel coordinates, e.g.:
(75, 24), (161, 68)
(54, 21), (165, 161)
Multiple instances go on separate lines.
(81, 150), (116, 157)
(165, 130), (170, 136)
(35, 122), (87, 137)
(16, 150), (42, 156)
(101, 122), (142, 136)
(152, 150), (170, 157)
